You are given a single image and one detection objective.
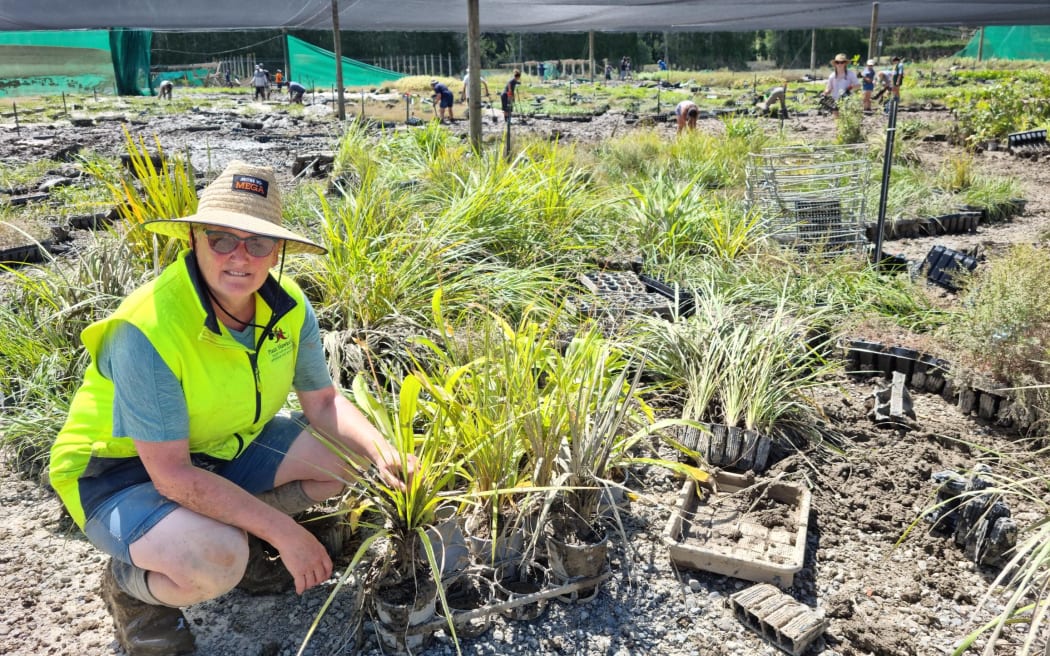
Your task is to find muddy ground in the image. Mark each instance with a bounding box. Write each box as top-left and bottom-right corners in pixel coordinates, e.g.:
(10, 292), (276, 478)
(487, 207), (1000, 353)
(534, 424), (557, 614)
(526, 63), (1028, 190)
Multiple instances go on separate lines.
(2, 94), (1049, 656)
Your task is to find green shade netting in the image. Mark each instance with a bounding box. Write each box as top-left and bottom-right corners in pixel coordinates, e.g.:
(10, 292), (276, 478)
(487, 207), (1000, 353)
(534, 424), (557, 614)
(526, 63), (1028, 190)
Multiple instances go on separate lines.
(957, 26), (1050, 61)
(0, 29), (151, 98)
(287, 35), (402, 89)
(0, 30), (115, 98)
(110, 28), (152, 95)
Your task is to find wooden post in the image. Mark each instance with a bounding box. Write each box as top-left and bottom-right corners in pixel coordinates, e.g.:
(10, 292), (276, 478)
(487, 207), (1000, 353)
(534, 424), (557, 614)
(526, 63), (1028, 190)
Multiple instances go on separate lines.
(976, 27), (985, 62)
(467, 0), (482, 152)
(588, 31), (595, 83)
(810, 30), (817, 74)
(867, 2), (879, 61)
(332, 0), (346, 120)
(12, 101), (19, 136)
(282, 29), (290, 81)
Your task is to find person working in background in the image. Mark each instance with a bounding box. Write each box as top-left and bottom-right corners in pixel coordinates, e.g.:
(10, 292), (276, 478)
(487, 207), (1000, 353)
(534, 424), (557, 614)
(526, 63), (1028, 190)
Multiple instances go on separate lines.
(891, 56), (904, 101)
(49, 160), (415, 656)
(861, 59), (876, 111)
(430, 79), (455, 123)
(821, 53), (859, 114)
(461, 68), (489, 103)
(252, 65), (269, 101)
(675, 99), (700, 134)
(500, 69), (522, 122)
(288, 81), (305, 104)
(158, 80), (173, 101)
(273, 69), (284, 92)
(756, 85), (788, 118)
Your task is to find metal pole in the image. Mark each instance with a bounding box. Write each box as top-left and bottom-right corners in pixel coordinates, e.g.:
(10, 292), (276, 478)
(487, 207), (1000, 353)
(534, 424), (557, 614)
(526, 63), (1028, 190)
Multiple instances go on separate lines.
(977, 27), (985, 62)
(467, 0), (482, 152)
(867, 2), (879, 62)
(504, 113), (512, 163)
(331, 0), (346, 120)
(62, 92), (68, 116)
(13, 101), (19, 136)
(873, 96), (899, 268)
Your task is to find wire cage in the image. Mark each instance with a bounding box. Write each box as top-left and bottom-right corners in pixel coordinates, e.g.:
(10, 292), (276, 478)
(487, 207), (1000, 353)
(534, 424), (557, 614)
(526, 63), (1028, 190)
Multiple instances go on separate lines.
(745, 144), (871, 256)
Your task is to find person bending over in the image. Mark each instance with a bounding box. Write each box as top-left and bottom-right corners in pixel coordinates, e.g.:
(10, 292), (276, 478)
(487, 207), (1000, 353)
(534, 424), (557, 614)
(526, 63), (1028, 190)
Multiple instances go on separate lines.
(675, 99), (700, 133)
(49, 160), (415, 656)
(430, 79), (455, 123)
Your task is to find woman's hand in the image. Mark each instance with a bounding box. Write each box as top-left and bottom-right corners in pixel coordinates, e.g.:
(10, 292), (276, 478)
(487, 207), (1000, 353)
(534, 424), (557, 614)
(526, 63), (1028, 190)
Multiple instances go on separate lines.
(270, 520), (333, 595)
(374, 447), (418, 491)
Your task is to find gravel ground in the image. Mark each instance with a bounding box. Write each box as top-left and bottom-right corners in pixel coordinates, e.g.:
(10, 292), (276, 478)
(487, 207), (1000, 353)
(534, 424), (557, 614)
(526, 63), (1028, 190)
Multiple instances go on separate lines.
(2, 93), (1050, 656)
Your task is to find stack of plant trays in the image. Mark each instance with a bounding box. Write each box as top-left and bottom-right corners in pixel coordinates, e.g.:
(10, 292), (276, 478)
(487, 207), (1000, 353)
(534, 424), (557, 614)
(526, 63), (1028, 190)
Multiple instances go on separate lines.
(745, 144), (870, 256)
(574, 270), (679, 319)
(1007, 128), (1049, 157)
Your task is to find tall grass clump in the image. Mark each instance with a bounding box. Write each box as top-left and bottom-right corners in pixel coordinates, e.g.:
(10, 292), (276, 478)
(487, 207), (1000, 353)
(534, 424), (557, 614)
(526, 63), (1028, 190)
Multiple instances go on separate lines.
(635, 278), (837, 438)
(835, 94), (865, 145)
(0, 235), (147, 477)
(944, 244), (1050, 387)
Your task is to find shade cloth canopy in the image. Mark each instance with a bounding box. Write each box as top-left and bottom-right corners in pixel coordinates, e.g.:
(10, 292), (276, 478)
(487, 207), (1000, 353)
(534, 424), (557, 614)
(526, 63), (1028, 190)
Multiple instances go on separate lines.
(2, 1), (1049, 32)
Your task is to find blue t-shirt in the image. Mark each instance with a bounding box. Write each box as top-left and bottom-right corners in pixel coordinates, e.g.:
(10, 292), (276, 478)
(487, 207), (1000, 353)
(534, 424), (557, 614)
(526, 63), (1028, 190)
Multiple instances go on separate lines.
(99, 297), (331, 442)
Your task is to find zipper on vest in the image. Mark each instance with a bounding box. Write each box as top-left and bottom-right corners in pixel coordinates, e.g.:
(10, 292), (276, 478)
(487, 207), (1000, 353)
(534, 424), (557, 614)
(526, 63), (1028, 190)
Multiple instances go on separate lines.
(248, 351), (262, 426)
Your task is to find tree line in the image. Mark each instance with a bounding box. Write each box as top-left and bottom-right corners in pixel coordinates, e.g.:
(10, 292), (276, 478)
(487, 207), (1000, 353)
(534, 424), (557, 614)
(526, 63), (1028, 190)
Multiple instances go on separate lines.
(151, 27), (970, 72)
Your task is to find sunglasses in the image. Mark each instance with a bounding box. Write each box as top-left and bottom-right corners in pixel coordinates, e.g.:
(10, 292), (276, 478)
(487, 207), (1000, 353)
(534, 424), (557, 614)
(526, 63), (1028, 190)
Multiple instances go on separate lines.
(204, 230), (279, 257)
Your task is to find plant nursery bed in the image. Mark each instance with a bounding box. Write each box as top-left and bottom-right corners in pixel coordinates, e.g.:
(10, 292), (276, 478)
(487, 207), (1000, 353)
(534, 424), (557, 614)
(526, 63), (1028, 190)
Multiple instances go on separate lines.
(663, 471), (810, 588)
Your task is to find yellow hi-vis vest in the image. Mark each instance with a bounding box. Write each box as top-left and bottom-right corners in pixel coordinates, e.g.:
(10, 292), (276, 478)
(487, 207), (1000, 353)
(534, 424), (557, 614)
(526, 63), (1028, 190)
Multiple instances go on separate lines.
(49, 250), (307, 528)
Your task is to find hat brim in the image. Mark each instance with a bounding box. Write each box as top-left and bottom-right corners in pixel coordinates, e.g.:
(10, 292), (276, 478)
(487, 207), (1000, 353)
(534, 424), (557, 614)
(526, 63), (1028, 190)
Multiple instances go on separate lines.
(142, 211), (327, 255)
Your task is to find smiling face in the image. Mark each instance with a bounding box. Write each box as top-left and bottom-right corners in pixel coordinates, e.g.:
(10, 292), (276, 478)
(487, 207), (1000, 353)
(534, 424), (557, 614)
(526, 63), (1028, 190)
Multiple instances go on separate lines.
(193, 225), (280, 323)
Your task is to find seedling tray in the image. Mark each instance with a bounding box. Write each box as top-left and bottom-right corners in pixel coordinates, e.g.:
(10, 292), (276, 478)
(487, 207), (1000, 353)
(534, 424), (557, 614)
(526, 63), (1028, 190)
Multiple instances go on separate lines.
(729, 583), (827, 656)
(663, 472), (810, 588)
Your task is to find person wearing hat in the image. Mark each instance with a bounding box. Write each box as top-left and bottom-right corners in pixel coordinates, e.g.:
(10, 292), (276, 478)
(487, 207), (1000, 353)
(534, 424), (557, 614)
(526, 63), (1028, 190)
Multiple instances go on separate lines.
(430, 78), (455, 123)
(891, 56), (904, 102)
(821, 53), (859, 112)
(861, 59), (877, 111)
(674, 99), (700, 134)
(273, 68), (283, 91)
(49, 160), (415, 655)
(251, 64), (269, 101)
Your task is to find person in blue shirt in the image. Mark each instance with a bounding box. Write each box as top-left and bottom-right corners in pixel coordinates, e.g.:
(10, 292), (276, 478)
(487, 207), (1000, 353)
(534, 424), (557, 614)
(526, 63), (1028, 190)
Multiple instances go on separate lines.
(658, 58), (667, 71)
(430, 79), (455, 123)
(287, 81), (305, 104)
(861, 59), (876, 111)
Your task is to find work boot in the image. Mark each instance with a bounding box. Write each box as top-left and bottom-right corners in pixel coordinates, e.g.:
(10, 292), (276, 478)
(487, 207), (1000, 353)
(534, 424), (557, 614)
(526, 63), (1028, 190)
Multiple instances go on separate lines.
(236, 536), (294, 595)
(236, 512), (351, 595)
(100, 559), (196, 656)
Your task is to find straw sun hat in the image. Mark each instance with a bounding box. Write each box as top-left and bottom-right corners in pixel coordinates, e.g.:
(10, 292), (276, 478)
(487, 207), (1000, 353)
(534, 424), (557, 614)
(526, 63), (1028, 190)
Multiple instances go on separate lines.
(832, 53), (849, 64)
(143, 160), (326, 255)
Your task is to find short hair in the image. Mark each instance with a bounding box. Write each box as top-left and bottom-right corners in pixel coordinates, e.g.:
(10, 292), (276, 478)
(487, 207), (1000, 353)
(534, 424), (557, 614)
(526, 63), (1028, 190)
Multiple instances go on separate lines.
(892, 56), (901, 62)
(687, 107), (699, 118)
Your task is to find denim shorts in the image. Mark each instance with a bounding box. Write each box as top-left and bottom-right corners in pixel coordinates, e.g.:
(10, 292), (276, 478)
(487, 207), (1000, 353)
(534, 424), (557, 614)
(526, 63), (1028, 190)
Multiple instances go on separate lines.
(82, 413), (305, 564)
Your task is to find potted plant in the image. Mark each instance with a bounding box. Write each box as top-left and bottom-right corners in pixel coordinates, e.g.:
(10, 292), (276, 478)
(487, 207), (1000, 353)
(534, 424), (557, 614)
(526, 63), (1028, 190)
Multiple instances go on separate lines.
(302, 372), (472, 655)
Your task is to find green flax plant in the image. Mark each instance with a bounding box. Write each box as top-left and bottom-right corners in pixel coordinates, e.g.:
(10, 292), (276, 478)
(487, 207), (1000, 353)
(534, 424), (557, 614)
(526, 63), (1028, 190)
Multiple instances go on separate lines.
(79, 131), (197, 269)
(300, 371), (474, 656)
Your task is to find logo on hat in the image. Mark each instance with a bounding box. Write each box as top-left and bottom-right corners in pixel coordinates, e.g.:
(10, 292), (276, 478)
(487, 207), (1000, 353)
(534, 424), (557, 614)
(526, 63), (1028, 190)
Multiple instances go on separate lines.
(232, 175), (269, 198)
